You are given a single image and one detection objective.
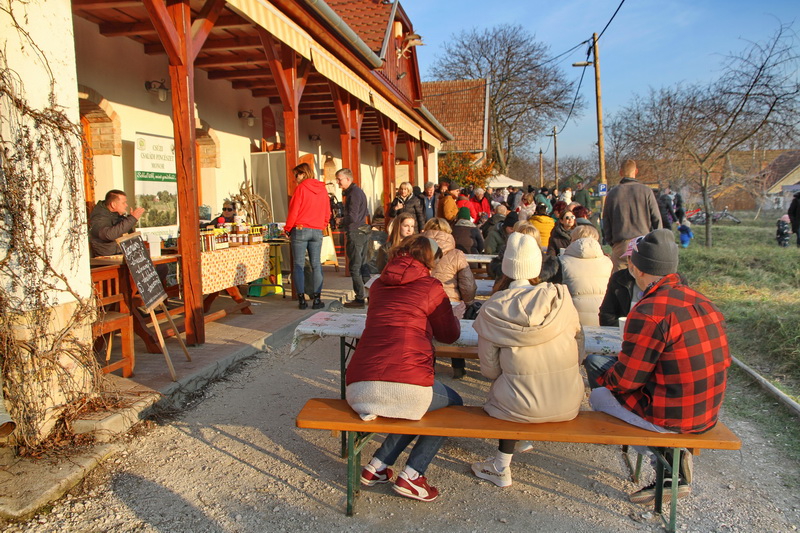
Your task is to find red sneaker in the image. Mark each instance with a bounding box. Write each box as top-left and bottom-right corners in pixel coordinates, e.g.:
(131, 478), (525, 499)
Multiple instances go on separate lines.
(392, 471), (439, 502)
(360, 464), (394, 486)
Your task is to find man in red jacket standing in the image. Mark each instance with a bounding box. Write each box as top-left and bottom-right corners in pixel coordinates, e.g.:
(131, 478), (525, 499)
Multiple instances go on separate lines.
(285, 162), (331, 310)
(584, 229), (731, 504)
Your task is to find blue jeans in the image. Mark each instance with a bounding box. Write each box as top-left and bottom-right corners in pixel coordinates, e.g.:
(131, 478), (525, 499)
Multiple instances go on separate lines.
(583, 353), (617, 389)
(346, 228), (370, 300)
(290, 227), (323, 296)
(589, 387), (673, 456)
(373, 381), (463, 475)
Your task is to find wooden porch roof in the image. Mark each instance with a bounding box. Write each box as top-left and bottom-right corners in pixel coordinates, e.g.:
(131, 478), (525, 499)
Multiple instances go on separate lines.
(71, 0), (441, 146)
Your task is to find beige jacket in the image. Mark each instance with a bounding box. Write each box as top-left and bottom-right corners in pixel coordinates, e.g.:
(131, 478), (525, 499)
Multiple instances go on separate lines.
(559, 238), (613, 326)
(473, 280), (585, 423)
(424, 229), (476, 305)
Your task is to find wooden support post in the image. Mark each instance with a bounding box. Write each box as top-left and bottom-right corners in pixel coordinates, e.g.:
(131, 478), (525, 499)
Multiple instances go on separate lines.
(405, 138), (417, 188)
(377, 114), (398, 217)
(420, 142), (430, 185)
(259, 28), (309, 197)
(330, 82), (364, 185)
(143, 0), (206, 345)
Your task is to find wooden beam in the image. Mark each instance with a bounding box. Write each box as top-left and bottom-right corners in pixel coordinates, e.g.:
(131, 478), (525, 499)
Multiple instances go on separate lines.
(207, 68), (272, 80)
(420, 142), (431, 186)
(142, 0), (183, 66)
(405, 138), (417, 187)
(146, 36), (259, 55)
(99, 15), (248, 38)
(73, 0), (140, 9)
(195, 53), (265, 68)
(191, 0), (227, 61)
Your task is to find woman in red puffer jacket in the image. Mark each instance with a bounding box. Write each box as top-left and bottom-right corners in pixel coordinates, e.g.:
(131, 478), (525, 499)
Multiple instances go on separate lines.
(346, 234), (462, 503)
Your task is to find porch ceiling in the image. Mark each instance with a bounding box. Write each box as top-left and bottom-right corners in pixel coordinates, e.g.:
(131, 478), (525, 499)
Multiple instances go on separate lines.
(72, 0), (416, 145)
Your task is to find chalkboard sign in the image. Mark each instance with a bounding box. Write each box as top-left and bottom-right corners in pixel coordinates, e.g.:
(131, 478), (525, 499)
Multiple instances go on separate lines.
(116, 232), (168, 313)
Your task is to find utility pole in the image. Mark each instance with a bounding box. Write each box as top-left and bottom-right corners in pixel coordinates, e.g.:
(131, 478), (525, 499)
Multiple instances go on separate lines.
(552, 126), (559, 191)
(538, 148), (544, 188)
(592, 32), (607, 211)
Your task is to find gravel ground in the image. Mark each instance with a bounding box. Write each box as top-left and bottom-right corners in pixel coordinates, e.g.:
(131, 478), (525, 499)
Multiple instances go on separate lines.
(4, 339), (800, 532)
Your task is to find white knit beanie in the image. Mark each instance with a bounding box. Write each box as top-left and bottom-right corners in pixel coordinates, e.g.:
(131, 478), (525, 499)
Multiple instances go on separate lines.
(502, 232), (542, 280)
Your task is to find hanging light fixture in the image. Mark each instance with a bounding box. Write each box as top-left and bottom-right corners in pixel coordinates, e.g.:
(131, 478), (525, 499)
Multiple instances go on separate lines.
(144, 79), (169, 102)
(238, 110), (256, 127)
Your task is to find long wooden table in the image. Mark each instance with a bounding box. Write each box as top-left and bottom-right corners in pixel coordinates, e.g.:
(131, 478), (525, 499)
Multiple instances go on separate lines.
(291, 311), (621, 399)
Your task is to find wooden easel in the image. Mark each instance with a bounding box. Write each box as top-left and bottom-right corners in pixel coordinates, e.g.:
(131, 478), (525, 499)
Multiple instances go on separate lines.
(147, 293), (191, 382)
(117, 232), (191, 381)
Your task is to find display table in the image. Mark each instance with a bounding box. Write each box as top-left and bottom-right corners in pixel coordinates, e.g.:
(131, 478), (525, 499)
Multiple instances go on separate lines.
(201, 243), (270, 294)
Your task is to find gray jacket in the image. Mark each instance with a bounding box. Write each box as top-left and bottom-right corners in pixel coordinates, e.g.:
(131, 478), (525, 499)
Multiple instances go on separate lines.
(601, 178), (662, 244)
(89, 201), (138, 256)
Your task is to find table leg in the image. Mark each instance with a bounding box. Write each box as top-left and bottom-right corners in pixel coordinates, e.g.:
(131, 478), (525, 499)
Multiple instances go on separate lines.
(225, 286), (253, 314)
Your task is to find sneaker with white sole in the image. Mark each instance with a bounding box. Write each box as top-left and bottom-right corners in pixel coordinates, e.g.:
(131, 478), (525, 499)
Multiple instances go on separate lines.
(392, 471), (439, 502)
(629, 478), (691, 504)
(471, 457), (512, 487)
(515, 441), (533, 453)
(360, 464), (393, 486)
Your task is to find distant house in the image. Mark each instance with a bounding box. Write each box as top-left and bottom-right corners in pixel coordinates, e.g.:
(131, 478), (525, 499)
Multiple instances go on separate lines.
(421, 79), (490, 160)
(762, 150), (800, 210)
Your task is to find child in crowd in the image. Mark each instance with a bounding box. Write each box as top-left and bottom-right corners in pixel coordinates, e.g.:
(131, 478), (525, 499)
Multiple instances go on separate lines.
(677, 220), (694, 249)
(777, 215), (791, 247)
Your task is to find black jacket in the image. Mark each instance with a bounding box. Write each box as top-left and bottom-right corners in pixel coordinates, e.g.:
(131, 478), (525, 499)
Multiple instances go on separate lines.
(547, 222), (572, 256)
(390, 193), (425, 231)
(789, 191), (800, 233)
(89, 201), (139, 257)
(598, 268), (637, 326)
(343, 184), (369, 232)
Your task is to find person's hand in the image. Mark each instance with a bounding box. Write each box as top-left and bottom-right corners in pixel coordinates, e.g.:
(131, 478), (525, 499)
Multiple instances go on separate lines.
(131, 207), (145, 220)
(452, 300), (466, 318)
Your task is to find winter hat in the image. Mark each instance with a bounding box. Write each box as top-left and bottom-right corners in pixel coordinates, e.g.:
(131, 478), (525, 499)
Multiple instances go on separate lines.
(630, 229), (678, 276)
(502, 232), (543, 280)
(457, 207), (472, 220)
(502, 211), (519, 229)
(449, 180), (462, 190)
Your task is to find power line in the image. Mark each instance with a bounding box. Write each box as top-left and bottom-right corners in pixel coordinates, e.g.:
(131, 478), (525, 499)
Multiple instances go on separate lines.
(597, 0), (626, 41)
(421, 39), (590, 99)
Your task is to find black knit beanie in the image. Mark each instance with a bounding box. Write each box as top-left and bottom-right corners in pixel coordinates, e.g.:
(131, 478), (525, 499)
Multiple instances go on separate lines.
(631, 229), (678, 276)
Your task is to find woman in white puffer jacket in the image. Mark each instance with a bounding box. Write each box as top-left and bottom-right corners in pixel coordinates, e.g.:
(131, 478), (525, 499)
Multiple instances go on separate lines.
(559, 224), (613, 326)
(471, 232), (584, 488)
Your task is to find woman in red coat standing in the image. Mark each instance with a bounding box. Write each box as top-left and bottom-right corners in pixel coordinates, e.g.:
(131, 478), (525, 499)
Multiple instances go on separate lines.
(346, 234), (462, 502)
(284, 162), (331, 309)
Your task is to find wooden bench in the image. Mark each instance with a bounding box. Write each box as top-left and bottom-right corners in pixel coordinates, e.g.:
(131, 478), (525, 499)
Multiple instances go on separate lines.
(296, 398), (741, 532)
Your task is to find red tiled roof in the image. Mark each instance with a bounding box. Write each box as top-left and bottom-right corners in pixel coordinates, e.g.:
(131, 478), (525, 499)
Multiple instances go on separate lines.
(761, 150), (800, 189)
(324, 0), (393, 53)
(422, 79), (488, 152)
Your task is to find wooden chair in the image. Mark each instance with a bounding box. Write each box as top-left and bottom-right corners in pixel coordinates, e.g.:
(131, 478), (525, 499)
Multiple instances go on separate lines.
(91, 265), (135, 377)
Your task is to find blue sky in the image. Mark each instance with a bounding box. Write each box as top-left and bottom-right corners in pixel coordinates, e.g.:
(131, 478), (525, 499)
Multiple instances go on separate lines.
(400, 0), (798, 159)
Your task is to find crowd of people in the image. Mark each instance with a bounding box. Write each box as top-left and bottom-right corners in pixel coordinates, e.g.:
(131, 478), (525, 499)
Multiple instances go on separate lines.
(332, 160), (731, 508)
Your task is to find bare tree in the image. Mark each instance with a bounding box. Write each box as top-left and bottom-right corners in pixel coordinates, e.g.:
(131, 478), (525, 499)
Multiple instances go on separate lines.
(613, 24), (800, 246)
(430, 24), (581, 175)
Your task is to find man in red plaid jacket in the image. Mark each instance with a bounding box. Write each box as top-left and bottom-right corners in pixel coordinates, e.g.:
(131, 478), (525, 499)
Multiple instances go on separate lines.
(584, 229), (731, 504)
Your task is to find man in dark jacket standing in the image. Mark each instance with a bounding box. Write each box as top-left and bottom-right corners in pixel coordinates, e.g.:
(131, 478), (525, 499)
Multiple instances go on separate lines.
(584, 229), (731, 504)
(336, 168), (371, 308)
(572, 181), (592, 209)
(89, 189), (145, 257)
(788, 190), (800, 247)
(602, 160), (662, 271)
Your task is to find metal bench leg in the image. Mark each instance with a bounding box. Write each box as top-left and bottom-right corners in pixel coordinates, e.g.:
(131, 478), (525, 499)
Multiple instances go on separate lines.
(651, 446), (681, 533)
(345, 431), (376, 517)
(622, 445), (644, 483)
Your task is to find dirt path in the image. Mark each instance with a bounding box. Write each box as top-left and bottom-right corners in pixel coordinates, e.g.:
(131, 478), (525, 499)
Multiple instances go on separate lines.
(5, 339), (800, 532)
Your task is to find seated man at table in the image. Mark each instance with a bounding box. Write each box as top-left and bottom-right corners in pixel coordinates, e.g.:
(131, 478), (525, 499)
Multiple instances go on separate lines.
(583, 229), (731, 504)
(89, 189), (145, 257)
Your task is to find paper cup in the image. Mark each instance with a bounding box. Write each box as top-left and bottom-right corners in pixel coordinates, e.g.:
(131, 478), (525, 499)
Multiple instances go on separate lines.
(618, 317), (627, 338)
(149, 236), (162, 258)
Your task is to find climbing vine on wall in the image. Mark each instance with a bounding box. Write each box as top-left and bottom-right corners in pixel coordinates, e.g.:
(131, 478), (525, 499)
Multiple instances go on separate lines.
(0, 2), (101, 450)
